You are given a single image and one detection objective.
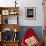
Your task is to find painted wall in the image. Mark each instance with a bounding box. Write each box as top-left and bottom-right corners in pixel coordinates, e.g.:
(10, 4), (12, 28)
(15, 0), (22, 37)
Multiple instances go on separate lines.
(18, 0), (44, 26)
(0, 0), (44, 26)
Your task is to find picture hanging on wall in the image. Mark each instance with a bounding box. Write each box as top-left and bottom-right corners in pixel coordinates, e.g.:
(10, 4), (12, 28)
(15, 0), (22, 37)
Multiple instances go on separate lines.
(25, 7), (36, 20)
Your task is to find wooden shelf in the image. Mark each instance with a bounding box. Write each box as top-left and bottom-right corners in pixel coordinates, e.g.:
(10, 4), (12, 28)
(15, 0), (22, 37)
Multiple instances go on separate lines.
(1, 40), (19, 46)
(2, 40), (19, 42)
(0, 7), (19, 10)
(0, 7), (19, 46)
(0, 24), (20, 32)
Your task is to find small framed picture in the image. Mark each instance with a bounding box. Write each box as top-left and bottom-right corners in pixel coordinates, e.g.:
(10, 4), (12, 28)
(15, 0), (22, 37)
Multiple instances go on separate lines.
(25, 7), (36, 20)
(2, 10), (9, 15)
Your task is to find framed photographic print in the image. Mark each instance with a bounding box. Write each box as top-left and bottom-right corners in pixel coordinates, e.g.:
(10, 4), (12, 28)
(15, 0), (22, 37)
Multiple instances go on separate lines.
(2, 10), (9, 15)
(25, 7), (36, 20)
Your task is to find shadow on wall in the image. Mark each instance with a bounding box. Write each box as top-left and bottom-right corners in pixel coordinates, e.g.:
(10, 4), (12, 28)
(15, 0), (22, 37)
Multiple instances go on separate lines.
(18, 26), (43, 44)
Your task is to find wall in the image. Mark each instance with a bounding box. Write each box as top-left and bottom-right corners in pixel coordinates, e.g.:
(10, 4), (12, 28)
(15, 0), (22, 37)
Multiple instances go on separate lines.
(18, 0), (44, 26)
(0, 0), (44, 26)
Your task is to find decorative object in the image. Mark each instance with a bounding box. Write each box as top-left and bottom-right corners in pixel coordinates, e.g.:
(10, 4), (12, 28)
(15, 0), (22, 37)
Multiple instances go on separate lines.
(14, 28), (17, 32)
(9, 10), (18, 15)
(13, 32), (18, 41)
(5, 18), (8, 24)
(2, 28), (13, 41)
(25, 7), (36, 20)
(2, 10), (9, 15)
(15, 0), (17, 7)
(21, 28), (41, 46)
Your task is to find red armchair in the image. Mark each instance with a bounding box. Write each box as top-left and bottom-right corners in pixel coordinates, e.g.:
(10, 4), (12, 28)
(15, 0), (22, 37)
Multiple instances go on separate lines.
(21, 28), (41, 46)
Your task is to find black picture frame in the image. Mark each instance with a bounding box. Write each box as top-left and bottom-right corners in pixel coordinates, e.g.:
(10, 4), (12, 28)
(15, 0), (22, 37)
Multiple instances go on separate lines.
(25, 7), (36, 20)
